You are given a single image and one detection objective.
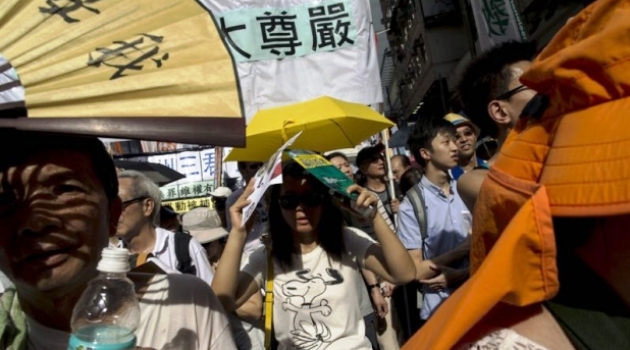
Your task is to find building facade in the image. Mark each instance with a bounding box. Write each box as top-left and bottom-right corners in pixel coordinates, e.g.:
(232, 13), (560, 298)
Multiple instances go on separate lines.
(380, 0), (594, 123)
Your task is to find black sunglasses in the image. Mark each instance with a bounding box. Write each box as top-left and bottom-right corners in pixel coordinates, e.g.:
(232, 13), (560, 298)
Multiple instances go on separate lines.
(495, 85), (529, 101)
(122, 196), (148, 208)
(278, 193), (325, 210)
(361, 154), (384, 166)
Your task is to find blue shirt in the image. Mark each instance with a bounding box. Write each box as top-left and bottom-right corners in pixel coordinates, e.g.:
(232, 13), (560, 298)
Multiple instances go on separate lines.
(450, 157), (489, 180)
(396, 176), (471, 320)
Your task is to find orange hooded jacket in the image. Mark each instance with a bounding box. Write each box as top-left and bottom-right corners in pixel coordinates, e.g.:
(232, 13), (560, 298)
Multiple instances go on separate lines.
(402, 0), (630, 348)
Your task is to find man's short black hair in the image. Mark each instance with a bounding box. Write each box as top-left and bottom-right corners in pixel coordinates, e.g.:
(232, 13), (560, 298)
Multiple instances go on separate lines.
(407, 117), (456, 167)
(0, 130), (118, 201)
(456, 41), (537, 138)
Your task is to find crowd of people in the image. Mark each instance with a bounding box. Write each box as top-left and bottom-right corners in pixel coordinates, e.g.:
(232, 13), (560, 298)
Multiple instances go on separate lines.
(0, 0), (629, 349)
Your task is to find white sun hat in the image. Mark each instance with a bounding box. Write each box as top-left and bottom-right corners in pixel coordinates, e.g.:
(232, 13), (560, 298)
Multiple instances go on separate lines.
(181, 207), (228, 244)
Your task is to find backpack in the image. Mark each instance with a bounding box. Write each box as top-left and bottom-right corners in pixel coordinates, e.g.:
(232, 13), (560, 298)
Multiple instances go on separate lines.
(174, 231), (197, 276)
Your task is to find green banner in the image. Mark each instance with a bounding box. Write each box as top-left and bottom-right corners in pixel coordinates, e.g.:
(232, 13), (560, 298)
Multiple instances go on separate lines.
(286, 149), (357, 201)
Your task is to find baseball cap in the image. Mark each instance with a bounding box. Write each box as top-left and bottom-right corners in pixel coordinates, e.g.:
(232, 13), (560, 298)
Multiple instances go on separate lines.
(181, 207), (228, 244)
(209, 186), (232, 198)
(355, 144), (385, 167)
(443, 113), (481, 135)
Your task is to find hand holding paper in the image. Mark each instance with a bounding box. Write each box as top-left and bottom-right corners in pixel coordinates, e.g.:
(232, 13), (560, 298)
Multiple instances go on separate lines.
(240, 132), (302, 227)
(345, 184), (379, 219)
(229, 180), (256, 233)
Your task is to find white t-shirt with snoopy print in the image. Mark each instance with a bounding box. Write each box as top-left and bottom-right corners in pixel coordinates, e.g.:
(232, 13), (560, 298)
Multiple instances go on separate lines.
(241, 227), (375, 350)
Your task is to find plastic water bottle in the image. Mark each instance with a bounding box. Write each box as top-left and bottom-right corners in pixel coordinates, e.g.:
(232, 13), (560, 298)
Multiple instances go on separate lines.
(68, 248), (141, 350)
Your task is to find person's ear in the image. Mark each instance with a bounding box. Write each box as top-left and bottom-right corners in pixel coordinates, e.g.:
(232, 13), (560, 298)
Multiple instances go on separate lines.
(420, 148), (431, 162)
(488, 100), (511, 126)
(109, 197), (122, 237)
(144, 198), (155, 219)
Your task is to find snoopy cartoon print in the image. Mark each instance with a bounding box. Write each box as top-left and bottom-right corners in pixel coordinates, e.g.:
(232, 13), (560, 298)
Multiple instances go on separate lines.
(281, 268), (344, 350)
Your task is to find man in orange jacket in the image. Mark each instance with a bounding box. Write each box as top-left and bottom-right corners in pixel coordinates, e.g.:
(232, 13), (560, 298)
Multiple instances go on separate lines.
(402, 0), (630, 348)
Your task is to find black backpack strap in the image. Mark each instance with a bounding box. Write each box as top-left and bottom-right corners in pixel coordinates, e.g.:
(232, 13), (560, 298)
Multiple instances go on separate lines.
(174, 231), (196, 275)
(406, 184), (428, 298)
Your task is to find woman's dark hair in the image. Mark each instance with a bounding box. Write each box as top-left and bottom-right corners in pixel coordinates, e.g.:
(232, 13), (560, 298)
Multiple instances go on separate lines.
(324, 152), (348, 162)
(354, 170), (367, 186)
(268, 161), (345, 270)
(399, 168), (423, 194)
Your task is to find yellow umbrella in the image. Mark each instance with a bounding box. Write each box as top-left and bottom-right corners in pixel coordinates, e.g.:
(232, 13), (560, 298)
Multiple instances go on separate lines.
(0, 0), (244, 146)
(226, 96), (394, 162)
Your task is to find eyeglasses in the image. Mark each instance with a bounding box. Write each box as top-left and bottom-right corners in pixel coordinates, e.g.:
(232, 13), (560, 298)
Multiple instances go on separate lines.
(495, 85), (530, 101)
(278, 193), (325, 210)
(371, 155), (385, 163)
(122, 196), (148, 208)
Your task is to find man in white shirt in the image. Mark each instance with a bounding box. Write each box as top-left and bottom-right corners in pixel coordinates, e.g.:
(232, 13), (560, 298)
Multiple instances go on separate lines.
(117, 170), (215, 285)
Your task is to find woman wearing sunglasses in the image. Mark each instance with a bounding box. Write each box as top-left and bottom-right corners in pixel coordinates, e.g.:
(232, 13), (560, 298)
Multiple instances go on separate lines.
(212, 162), (416, 350)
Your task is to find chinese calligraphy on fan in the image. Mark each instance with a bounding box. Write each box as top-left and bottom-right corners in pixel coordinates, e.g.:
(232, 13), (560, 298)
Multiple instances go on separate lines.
(87, 33), (169, 80)
(218, 0), (357, 62)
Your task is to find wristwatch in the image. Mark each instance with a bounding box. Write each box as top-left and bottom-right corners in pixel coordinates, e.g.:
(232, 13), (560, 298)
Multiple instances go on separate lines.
(367, 284), (380, 291)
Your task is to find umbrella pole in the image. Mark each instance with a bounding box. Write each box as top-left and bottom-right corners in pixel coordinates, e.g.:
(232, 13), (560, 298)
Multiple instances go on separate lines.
(381, 128), (397, 228)
(215, 147), (223, 190)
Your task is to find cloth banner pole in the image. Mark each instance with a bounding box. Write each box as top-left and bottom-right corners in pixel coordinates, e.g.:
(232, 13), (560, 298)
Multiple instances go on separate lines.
(381, 127), (397, 228)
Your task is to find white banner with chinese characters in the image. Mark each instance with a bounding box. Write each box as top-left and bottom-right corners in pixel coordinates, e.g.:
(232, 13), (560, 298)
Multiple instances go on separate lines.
(470, 0), (527, 52)
(200, 0), (382, 122)
(149, 149), (217, 200)
(159, 181), (215, 201)
(163, 197), (213, 213)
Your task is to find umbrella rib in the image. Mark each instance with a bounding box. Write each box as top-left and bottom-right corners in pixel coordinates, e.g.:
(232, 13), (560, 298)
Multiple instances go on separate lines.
(329, 119), (355, 147)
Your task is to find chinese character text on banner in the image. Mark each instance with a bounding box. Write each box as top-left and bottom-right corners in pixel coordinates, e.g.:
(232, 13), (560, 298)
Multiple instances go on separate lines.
(218, 1), (358, 62)
(200, 0), (382, 122)
(469, 0), (527, 52)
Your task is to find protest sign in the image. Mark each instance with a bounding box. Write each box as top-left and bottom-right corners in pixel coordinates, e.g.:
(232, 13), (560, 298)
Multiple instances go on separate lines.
(286, 149), (373, 218)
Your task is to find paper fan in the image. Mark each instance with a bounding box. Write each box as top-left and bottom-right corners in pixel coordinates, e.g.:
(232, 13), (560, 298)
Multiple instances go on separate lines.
(0, 0), (245, 146)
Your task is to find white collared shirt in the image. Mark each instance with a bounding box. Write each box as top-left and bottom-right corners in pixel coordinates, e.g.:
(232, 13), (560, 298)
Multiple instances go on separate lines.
(151, 227), (215, 285)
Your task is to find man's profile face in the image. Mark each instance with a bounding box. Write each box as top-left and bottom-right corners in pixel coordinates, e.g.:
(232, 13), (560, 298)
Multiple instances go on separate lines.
(390, 158), (410, 183)
(116, 177), (150, 239)
(239, 162), (263, 183)
(504, 61), (536, 125)
(0, 150), (113, 294)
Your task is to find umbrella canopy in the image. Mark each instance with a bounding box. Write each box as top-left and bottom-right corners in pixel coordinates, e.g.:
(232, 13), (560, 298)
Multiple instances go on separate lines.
(114, 160), (185, 187)
(225, 96), (394, 162)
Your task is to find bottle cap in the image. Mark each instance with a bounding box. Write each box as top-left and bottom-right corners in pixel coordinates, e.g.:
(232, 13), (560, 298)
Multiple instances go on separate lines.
(97, 248), (131, 273)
